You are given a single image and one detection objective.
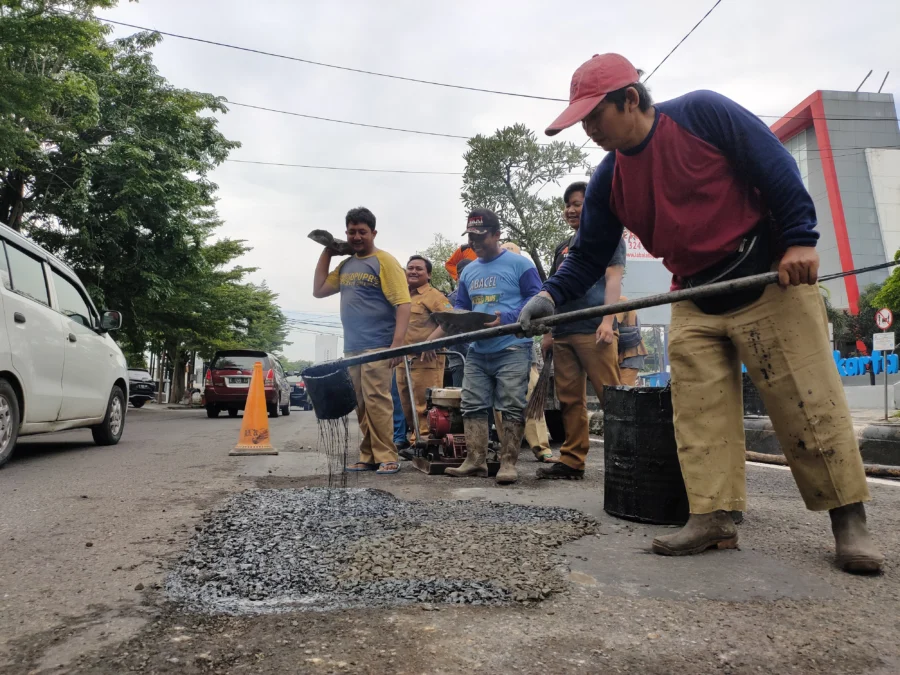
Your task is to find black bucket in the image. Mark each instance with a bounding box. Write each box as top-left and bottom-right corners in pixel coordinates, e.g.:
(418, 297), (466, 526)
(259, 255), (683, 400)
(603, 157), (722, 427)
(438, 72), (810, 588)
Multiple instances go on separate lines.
(603, 386), (689, 525)
(302, 364), (357, 420)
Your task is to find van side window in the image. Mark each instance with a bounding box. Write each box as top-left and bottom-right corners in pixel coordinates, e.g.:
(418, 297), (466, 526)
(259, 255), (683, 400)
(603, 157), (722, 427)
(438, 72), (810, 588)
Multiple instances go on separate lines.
(4, 243), (50, 306)
(0, 241), (11, 290)
(51, 269), (95, 328)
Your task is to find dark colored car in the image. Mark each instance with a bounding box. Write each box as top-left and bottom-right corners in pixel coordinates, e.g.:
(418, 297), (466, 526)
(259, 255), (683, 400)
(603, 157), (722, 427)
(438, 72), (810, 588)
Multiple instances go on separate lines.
(287, 376), (312, 411)
(203, 350), (291, 419)
(128, 368), (157, 408)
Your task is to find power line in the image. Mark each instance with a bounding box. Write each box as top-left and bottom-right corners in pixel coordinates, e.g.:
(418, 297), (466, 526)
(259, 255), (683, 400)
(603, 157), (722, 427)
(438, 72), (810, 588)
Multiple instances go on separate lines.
(227, 159), (462, 175)
(91, 15), (567, 102)
(642, 0), (724, 83)
(228, 144), (900, 174)
(229, 102), (470, 140)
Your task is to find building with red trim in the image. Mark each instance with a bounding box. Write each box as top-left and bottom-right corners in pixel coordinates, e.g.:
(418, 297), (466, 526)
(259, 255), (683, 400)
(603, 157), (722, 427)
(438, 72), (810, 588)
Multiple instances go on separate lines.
(771, 91), (900, 313)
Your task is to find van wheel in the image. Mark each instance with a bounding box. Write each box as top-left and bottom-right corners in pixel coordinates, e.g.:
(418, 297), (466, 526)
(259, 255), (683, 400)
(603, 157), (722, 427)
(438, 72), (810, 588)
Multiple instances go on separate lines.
(92, 385), (126, 446)
(131, 399), (146, 409)
(206, 406), (220, 418)
(268, 403), (279, 419)
(281, 403), (290, 416)
(0, 379), (21, 468)
(228, 409), (238, 418)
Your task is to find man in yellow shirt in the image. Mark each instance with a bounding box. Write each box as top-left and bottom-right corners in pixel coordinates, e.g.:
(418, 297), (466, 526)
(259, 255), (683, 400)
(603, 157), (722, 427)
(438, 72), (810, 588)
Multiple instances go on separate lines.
(396, 255), (453, 444)
(312, 207), (411, 475)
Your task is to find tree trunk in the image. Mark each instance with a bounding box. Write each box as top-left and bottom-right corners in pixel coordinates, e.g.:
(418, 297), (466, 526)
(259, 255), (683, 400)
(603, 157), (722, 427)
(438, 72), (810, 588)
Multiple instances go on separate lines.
(0, 170), (26, 231)
(171, 349), (188, 404)
(527, 249), (547, 282)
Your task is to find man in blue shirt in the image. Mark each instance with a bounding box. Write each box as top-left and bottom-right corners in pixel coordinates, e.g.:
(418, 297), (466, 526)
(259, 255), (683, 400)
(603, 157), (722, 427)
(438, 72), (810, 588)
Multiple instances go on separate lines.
(442, 209), (542, 484)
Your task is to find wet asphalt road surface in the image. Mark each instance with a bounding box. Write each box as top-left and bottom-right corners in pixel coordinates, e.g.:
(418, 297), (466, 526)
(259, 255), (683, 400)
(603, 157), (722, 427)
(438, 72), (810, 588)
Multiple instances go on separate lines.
(1, 405), (899, 674)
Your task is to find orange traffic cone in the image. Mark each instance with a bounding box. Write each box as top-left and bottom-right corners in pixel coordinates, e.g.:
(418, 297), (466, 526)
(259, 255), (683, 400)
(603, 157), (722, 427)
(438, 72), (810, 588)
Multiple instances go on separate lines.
(230, 361), (278, 456)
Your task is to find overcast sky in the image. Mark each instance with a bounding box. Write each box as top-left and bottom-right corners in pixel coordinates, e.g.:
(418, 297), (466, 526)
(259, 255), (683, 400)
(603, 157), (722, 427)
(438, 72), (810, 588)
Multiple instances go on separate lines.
(104, 0), (900, 360)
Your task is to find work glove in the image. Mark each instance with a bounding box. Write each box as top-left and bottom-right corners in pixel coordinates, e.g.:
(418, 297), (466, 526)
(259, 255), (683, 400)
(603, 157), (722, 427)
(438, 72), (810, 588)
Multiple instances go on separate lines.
(518, 294), (555, 336)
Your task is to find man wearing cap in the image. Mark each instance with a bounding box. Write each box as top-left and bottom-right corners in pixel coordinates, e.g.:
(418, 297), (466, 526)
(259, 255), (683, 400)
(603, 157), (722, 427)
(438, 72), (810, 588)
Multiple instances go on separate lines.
(441, 209), (542, 484)
(519, 54), (882, 573)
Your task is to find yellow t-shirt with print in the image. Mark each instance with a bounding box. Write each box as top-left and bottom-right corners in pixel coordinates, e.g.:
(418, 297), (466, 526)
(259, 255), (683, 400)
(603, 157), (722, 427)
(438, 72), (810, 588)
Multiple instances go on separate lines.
(325, 250), (411, 352)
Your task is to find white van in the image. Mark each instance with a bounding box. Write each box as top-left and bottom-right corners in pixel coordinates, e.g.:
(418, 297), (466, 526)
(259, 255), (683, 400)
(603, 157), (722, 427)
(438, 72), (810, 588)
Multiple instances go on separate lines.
(0, 224), (127, 467)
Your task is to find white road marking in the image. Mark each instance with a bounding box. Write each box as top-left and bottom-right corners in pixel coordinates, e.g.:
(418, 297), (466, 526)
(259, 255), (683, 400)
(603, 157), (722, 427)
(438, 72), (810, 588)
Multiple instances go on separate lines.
(747, 461), (900, 488)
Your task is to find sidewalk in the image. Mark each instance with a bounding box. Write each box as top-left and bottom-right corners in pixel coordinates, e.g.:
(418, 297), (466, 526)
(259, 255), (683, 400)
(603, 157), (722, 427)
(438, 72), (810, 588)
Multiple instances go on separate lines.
(745, 408), (900, 466)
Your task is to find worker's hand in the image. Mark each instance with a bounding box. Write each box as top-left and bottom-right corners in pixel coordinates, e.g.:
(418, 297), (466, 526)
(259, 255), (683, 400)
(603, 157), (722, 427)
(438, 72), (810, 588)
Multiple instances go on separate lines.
(541, 333), (554, 359)
(389, 340), (404, 368)
(420, 350), (437, 363)
(595, 317), (616, 345)
(778, 246), (819, 287)
(484, 311), (502, 328)
(519, 292), (555, 335)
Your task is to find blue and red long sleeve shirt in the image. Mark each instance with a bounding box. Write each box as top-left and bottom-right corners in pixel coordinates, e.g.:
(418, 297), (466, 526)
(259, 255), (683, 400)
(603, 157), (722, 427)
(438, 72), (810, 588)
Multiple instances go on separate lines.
(543, 90), (819, 304)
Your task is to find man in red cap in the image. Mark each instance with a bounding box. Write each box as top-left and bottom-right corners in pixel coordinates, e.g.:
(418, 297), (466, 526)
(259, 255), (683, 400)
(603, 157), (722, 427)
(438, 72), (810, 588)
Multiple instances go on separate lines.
(519, 54), (883, 574)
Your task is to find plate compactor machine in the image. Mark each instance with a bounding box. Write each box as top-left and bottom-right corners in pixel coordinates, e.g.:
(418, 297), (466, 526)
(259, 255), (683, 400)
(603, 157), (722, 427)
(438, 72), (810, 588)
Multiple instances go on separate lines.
(400, 354), (500, 476)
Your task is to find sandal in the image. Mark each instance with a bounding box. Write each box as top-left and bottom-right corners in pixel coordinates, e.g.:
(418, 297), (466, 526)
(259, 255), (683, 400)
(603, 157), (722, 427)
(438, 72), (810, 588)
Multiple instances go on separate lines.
(376, 461), (401, 474)
(533, 449), (555, 463)
(345, 462), (378, 472)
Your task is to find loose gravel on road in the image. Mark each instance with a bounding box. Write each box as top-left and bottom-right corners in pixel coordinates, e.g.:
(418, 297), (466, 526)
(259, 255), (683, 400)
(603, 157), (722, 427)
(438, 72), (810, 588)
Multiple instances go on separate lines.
(166, 487), (597, 614)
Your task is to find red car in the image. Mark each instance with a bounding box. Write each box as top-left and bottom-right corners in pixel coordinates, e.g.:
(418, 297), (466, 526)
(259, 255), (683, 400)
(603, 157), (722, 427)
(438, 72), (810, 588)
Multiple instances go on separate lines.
(203, 350), (291, 419)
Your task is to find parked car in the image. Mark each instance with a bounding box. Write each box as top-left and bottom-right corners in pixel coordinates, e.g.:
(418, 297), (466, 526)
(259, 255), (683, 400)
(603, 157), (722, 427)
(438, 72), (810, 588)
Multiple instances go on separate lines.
(287, 375), (312, 410)
(127, 368), (157, 408)
(0, 224), (126, 468)
(203, 350), (290, 419)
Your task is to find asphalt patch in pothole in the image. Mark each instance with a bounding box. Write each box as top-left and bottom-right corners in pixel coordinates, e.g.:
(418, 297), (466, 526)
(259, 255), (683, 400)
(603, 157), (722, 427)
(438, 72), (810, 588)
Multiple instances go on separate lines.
(166, 487), (597, 614)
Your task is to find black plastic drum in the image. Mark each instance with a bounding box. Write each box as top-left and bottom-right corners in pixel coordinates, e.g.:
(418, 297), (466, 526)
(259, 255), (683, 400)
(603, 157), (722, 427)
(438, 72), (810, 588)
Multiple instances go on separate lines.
(301, 364), (357, 420)
(603, 386), (689, 525)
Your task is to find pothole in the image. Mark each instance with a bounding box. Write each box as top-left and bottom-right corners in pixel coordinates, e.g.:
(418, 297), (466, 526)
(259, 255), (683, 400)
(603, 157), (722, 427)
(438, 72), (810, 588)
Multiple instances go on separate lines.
(166, 487), (596, 614)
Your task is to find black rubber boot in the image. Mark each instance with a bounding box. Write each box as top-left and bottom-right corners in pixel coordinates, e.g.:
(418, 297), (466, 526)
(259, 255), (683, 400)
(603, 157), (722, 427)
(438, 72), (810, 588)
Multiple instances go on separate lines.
(830, 502), (884, 574)
(651, 511), (739, 556)
(536, 462), (584, 480)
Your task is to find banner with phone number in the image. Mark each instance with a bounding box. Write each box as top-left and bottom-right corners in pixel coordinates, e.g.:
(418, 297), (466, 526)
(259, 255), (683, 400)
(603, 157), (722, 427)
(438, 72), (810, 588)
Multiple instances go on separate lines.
(622, 229), (658, 261)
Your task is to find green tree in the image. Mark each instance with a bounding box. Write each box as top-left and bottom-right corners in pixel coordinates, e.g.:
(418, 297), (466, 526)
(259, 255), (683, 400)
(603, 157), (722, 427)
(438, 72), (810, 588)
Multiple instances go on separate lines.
(461, 124), (590, 280)
(847, 282), (895, 353)
(279, 358), (313, 374)
(0, 0), (120, 228)
(418, 232), (457, 293)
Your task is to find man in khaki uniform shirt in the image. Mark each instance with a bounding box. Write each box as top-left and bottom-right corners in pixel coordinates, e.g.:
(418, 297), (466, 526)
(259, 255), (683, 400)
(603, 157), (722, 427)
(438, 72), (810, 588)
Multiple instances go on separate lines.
(396, 255), (452, 442)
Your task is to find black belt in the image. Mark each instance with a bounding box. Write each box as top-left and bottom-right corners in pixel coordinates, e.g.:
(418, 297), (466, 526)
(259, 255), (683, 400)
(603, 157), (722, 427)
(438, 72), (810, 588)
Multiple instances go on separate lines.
(683, 218), (777, 315)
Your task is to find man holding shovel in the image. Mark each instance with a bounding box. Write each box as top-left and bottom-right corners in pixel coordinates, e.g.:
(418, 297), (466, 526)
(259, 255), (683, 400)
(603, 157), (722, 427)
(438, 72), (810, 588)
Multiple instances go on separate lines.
(313, 207), (410, 475)
(438, 208), (542, 484)
(519, 53), (883, 573)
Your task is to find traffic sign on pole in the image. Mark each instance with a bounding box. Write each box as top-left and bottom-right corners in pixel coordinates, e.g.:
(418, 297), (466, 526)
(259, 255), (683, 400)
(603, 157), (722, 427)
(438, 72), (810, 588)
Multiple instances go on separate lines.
(876, 308), (893, 331)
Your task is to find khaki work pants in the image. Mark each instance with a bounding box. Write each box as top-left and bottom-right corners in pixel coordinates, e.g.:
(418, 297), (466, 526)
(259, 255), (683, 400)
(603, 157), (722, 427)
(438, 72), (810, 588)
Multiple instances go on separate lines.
(395, 357), (445, 439)
(669, 283), (870, 513)
(347, 349), (397, 465)
(620, 367), (639, 387)
(553, 333), (621, 471)
(495, 361), (551, 454)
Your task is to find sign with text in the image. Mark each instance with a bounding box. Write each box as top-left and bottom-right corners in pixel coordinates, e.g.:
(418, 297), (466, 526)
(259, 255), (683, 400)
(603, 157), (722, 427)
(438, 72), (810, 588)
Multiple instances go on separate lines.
(622, 229), (658, 261)
(875, 308), (893, 330)
(873, 332), (895, 352)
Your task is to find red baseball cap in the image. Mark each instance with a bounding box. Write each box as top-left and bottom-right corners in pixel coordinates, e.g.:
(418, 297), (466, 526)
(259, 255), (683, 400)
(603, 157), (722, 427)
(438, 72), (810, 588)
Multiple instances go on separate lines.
(545, 54), (640, 136)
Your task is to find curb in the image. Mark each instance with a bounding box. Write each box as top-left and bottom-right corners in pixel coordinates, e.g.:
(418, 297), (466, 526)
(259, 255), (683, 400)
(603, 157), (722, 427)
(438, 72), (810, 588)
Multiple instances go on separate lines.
(745, 416), (900, 467)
